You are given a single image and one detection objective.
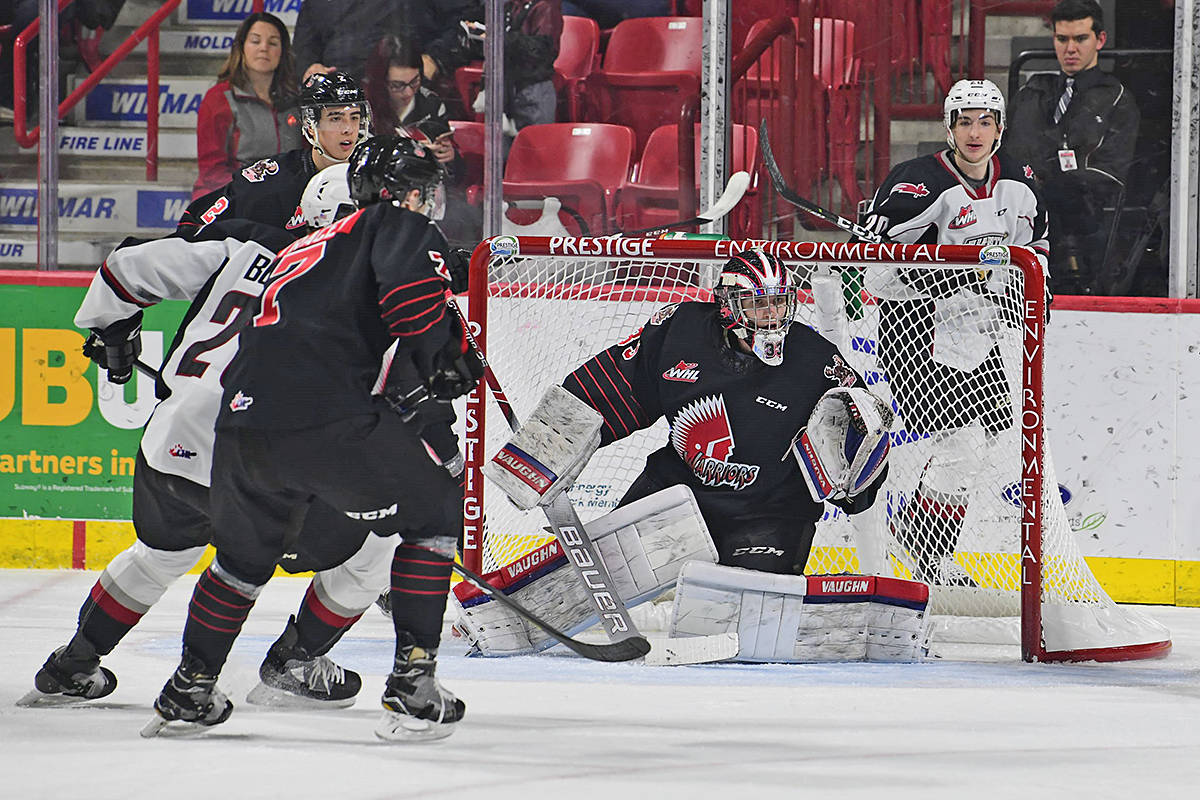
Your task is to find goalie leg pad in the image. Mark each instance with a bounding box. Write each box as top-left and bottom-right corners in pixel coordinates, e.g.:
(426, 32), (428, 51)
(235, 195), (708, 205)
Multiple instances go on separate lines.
(669, 562), (931, 662)
(453, 486), (717, 655)
(483, 385), (604, 510)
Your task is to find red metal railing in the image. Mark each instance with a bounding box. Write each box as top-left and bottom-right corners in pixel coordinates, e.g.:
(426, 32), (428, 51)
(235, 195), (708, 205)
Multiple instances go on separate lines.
(13, 0), (183, 180)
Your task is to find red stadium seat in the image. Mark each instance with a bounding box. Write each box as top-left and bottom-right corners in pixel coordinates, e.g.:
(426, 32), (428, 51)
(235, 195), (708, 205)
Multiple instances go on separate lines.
(618, 123), (760, 237)
(502, 123), (635, 235)
(583, 17), (703, 156)
(448, 120), (485, 200)
(554, 16), (600, 121)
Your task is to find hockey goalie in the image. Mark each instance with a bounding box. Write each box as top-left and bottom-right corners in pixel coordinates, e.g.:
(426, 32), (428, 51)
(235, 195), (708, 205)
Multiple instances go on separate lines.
(456, 248), (931, 662)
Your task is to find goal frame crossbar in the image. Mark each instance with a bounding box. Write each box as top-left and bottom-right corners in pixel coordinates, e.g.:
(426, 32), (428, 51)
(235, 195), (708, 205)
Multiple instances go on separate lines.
(460, 235), (1164, 664)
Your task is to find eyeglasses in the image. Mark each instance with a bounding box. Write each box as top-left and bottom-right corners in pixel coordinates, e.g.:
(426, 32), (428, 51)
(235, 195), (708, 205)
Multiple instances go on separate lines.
(387, 76), (421, 94)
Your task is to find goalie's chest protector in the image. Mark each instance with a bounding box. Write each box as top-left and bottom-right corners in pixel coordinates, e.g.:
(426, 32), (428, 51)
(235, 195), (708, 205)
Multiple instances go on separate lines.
(646, 303), (854, 515)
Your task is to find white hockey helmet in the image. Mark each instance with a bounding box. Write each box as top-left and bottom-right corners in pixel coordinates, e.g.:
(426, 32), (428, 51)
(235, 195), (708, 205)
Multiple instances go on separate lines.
(943, 79), (1005, 152)
(714, 248), (797, 367)
(300, 163), (356, 229)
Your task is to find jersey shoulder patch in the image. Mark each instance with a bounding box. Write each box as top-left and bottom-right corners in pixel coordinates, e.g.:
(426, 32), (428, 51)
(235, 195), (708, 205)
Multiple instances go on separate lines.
(241, 158), (280, 183)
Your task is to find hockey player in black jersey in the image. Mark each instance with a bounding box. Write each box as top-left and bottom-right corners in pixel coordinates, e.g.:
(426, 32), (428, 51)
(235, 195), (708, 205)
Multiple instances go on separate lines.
(489, 248), (889, 576)
(859, 78), (1050, 586)
(20, 167), (386, 711)
(175, 71), (372, 238)
(145, 135), (480, 742)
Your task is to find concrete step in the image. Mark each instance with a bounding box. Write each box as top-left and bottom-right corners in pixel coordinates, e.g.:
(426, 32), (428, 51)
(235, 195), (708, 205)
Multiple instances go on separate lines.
(1, 126), (197, 160)
(66, 74), (211, 129)
(0, 235), (117, 268)
(0, 181), (192, 236)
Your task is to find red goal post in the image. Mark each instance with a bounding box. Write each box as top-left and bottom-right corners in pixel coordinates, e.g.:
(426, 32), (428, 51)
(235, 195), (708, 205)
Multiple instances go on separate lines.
(461, 235), (1170, 663)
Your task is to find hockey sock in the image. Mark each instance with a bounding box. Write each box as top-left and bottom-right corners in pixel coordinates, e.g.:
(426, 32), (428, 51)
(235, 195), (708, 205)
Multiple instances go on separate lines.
(388, 543), (453, 651)
(900, 490), (967, 572)
(74, 576), (145, 656)
(292, 583), (362, 657)
(182, 566), (260, 673)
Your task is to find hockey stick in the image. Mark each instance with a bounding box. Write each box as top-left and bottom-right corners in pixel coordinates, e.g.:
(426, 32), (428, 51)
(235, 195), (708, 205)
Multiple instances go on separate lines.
(616, 171), (752, 238)
(451, 561), (649, 662)
(444, 294), (645, 646)
(757, 120), (882, 243)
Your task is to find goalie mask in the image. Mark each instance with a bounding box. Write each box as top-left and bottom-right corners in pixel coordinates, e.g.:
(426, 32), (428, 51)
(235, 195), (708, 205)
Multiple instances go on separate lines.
(715, 248), (797, 366)
(300, 163), (356, 229)
(943, 78), (1005, 153)
(300, 71), (372, 162)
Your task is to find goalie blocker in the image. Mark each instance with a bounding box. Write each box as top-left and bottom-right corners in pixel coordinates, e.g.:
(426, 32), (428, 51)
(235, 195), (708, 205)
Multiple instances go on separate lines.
(671, 562), (931, 662)
(453, 486), (717, 656)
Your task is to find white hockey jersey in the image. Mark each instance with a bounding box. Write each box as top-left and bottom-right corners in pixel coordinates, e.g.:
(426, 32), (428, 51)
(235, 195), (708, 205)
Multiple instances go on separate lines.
(75, 221), (295, 486)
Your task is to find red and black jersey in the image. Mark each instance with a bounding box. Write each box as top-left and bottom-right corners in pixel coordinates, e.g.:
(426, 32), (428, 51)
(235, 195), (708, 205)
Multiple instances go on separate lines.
(175, 148), (317, 239)
(563, 301), (864, 525)
(218, 201), (454, 432)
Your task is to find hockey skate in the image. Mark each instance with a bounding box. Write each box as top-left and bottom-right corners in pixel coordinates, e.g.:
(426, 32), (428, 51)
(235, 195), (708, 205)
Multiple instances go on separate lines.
(375, 640), (464, 742)
(17, 639), (116, 707)
(140, 650), (232, 738)
(245, 616), (361, 709)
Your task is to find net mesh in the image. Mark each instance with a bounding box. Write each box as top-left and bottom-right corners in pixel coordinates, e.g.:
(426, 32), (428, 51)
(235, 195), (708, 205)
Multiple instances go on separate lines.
(464, 239), (1167, 657)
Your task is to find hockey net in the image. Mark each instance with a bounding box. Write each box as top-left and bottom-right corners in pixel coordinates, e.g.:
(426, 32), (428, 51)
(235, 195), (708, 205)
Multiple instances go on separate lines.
(462, 236), (1170, 662)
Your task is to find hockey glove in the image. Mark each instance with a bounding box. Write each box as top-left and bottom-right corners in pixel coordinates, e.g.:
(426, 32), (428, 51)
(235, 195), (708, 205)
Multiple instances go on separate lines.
(790, 387), (893, 504)
(85, 311), (143, 385)
(429, 345), (484, 401)
(443, 248), (471, 295)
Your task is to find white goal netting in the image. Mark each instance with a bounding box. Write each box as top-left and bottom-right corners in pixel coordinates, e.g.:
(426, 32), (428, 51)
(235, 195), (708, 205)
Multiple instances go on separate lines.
(462, 236), (1170, 662)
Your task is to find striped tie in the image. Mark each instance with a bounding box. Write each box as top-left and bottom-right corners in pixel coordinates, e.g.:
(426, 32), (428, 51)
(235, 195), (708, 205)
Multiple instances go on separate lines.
(1053, 77), (1075, 124)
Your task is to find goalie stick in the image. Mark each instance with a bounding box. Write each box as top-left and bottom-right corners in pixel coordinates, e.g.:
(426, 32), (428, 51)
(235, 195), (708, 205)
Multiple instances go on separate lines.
(757, 120), (882, 243)
(616, 170), (752, 238)
(452, 561), (649, 662)
(444, 294), (645, 646)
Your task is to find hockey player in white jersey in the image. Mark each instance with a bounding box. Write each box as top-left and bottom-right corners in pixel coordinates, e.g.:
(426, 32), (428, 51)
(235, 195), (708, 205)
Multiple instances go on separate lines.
(858, 79), (1050, 586)
(20, 167), (394, 709)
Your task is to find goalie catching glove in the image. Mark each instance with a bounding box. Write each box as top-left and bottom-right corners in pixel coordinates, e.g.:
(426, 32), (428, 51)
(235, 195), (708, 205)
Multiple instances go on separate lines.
(790, 386), (893, 504)
(484, 384), (604, 510)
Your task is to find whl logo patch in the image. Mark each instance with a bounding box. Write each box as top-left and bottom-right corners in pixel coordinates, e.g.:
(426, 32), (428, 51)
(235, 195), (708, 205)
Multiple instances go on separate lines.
(948, 204), (977, 229)
(663, 361), (700, 382)
(670, 395), (759, 490)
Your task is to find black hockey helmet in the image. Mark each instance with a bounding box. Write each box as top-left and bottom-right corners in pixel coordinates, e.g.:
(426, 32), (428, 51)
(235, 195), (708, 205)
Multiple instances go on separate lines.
(348, 134), (445, 217)
(714, 248), (797, 366)
(299, 71), (372, 157)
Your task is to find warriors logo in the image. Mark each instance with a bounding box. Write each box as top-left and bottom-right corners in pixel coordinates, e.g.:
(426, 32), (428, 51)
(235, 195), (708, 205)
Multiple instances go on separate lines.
(823, 354), (857, 387)
(670, 395), (759, 489)
(241, 158), (280, 183)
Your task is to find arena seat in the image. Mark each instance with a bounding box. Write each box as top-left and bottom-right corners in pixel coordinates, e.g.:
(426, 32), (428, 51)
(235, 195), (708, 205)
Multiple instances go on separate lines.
(502, 123), (635, 235)
(617, 123), (760, 237)
(582, 17), (703, 156)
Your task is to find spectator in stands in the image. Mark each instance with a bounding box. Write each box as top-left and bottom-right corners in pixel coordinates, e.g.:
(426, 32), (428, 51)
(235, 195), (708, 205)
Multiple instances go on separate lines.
(293, 0), (406, 84)
(425, 0), (563, 132)
(1005, 0), (1140, 295)
(560, 0), (670, 30)
(364, 35), (454, 162)
(193, 12), (302, 199)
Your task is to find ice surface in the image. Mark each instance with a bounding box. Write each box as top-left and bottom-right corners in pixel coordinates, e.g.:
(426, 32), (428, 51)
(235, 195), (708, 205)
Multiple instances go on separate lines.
(1, 569), (1197, 799)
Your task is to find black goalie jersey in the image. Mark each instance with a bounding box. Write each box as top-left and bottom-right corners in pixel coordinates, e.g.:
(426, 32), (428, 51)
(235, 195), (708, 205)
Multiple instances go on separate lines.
(563, 301), (865, 528)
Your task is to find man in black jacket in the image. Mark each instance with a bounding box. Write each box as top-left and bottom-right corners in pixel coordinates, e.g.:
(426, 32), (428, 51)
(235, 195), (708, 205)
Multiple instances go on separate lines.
(1005, 0), (1140, 295)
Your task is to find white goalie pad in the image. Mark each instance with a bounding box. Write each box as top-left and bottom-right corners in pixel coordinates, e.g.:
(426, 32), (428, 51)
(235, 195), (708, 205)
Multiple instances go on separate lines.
(453, 485), (717, 656)
(483, 384), (604, 510)
(669, 562), (931, 662)
(792, 386), (893, 503)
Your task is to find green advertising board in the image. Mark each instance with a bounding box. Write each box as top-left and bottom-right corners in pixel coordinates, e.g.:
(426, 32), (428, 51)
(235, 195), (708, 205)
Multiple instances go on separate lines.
(0, 274), (187, 520)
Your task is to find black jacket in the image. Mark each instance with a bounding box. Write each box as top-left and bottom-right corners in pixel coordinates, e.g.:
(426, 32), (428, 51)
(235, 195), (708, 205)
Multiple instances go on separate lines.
(1005, 66), (1140, 200)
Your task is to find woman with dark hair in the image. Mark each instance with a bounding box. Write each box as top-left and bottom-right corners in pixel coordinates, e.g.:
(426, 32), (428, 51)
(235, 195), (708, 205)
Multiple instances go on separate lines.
(192, 13), (303, 198)
(363, 35), (455, 165)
